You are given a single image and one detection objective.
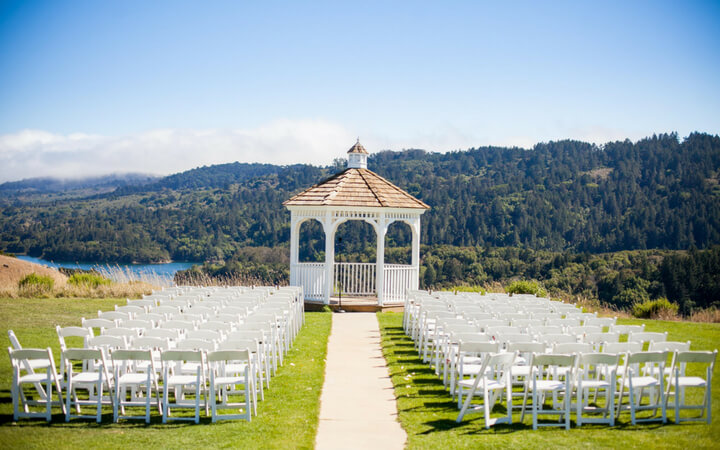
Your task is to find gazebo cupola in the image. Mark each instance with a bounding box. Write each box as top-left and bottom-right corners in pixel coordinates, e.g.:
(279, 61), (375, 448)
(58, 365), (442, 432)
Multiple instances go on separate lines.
(347, 139), (368, 169)
(283, 140), (430, 306)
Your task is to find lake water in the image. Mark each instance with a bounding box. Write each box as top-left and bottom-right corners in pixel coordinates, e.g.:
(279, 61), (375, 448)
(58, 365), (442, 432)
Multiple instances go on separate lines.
(16, 256), (198, 286)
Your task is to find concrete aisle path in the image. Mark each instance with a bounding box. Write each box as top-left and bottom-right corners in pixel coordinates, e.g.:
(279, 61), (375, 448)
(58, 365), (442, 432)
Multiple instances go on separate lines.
(315, 313), (406, 450)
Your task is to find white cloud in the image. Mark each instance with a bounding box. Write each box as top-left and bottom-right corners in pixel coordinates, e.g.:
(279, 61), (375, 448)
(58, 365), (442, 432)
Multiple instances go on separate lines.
(0, 119), (355, 182)
(0, 120), (656, 183)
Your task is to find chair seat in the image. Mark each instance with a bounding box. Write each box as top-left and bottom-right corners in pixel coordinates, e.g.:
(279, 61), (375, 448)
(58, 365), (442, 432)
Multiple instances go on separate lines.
(578, 379), (611, 389)
(533, 379), (565, 391)
(18, 373), (50, 384)
(72, 372), (102, 384)
(214, 376), (247, 386)
(166, 375), (201, 386)
(669, 376), (706, 388)
(28, 360), (51, 370)
(459, 364), (487, 375)
(458, 378), (503, 390)
(624, 376), (659, 388)
(511, 365), (531, 377)
(226, 363), (249, 373)
(118, 373), (150, 385)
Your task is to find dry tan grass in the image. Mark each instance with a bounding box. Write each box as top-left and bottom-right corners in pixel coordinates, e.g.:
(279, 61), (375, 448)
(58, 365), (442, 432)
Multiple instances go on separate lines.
(689, 307), (720, 323)
(0, 254), (67, 288)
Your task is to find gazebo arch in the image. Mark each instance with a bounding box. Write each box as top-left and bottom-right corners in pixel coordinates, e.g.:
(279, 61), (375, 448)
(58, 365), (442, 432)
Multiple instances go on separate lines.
(283, 140), (430, 306)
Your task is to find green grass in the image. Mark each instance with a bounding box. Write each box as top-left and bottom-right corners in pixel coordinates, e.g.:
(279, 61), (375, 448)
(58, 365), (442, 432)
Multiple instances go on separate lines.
(377, 312), (720, 449)
(0, 297), (331, 449)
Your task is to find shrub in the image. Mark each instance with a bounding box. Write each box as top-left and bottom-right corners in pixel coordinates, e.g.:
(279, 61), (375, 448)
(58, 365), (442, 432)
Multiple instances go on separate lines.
(632, 297), (679, 320)
(505, 280), (547, 297)
(18, 273), (55, 297)
(452, 285), (486, 294)
(68, 272), (112, 288)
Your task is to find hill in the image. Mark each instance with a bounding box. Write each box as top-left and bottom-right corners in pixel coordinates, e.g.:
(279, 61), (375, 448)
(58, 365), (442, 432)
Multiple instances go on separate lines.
(0, 132), (718, 264)
(0, 254), (67, 290)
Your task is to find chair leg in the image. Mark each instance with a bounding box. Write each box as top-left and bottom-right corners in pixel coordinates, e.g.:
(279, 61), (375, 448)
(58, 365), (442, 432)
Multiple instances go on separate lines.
(45, 377), (52, 422)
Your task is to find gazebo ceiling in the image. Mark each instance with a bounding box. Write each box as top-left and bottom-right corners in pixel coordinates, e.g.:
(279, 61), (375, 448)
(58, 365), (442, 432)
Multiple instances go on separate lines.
(283, 167), (430, 209)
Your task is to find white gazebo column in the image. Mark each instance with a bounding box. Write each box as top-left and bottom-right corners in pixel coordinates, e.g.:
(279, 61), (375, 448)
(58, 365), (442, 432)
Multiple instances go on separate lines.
(323, 214), (335, 304)
(289, 213), (300, 286)
(375, 214), (387, 306)
(411, 217), (421, 290)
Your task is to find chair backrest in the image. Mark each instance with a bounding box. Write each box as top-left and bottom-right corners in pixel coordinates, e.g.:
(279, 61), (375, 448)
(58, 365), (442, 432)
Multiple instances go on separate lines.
(161, 349), (203, 363)
(675, 350), (717, 365)
(160, 320), (196, 331)
(56, 325), (93, 350)
(568, 326), (603, 336)
(119, 319), (154, 331)
(142, 327), (179, 339)
(602, 341), (643, 353)
(649, 340), (690, 352)
(531, 326), (563, 335)
(628, 331), (668, 344)
(197, 321), (234, 333)
(577, 352), (620, 368)
(507, 342), (546, 354)
(552, 342), (594, 354)
(186, 329), (223, 342)
(458, 341), (500, 355)
(218, 339), (257, 352)
(626, 350), (669, 365)
(610, 324), (645, 335)
(540, 334), (577, 344)
(532, 353), (576, 369)
(115, 304), (146, 316)
(87, 335), (126, 354)
(9, 347), (55, 369)
(176, 338), (215, 352)
(207, 349), (250, 363)
(497, 333), (534, 345)
(82, 317), (117, 331)
(103, 327), (139, 339)
(98, 310), (130, 321)
(131, 336), (170, 351)
(582, 332), (620, 345)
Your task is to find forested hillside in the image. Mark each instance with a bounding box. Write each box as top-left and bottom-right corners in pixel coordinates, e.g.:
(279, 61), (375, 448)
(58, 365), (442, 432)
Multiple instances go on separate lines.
(0, 132), (718, 264)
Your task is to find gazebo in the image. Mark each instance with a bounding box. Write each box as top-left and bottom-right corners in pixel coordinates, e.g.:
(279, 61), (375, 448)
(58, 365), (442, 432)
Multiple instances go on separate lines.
(283, 140), (430, 306)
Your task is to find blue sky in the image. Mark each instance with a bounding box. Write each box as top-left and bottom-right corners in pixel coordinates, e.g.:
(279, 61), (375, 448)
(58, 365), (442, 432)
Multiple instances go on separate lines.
(0, 0), (718, 181)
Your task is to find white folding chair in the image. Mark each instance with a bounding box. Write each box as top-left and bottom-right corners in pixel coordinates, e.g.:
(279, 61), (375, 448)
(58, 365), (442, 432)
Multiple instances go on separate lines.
(62, 348), (113, 423)
(616, 351), (668, 424)
(207, 350), (253, 422)
(575, 353), (619, 426)
(8, 347), (65, 421)
(8, 330), (51, 401)
(456, 352), (516, 428)
(161, 350), (207, 424)
(520, 353), (576, 430)
(453, 341), (500, 405)
(112, 349), (162, 423)
(666, 350), (716, 424)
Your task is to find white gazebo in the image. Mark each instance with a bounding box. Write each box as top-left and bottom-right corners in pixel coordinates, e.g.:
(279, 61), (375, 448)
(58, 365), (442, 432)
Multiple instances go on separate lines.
(284, 140), (430, 306)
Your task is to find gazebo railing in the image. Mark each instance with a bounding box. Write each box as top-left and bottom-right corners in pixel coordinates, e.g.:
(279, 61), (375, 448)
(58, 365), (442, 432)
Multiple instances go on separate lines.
(334, 262), (376, 296)
(383, 264), (417, 303)
(292, 263), (326, 300)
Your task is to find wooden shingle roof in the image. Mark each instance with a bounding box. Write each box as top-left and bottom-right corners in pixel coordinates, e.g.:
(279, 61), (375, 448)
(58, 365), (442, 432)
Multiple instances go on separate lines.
(283, 168), (430, 209)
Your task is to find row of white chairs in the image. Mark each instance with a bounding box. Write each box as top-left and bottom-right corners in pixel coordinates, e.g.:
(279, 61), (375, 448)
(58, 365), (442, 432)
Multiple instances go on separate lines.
(8, 343), (256, 423)
(453, 346), (716, 429)
(404, 291), (717, 428)
(8, 285), (305, 423)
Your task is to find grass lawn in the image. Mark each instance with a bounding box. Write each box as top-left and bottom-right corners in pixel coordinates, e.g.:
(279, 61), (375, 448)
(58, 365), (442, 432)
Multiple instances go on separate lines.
(377, 312), (720, 449)
(0, 297), (331, 449)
